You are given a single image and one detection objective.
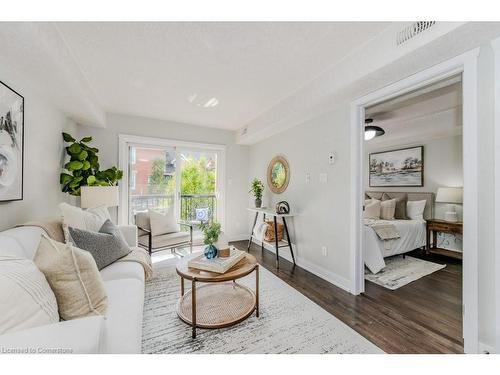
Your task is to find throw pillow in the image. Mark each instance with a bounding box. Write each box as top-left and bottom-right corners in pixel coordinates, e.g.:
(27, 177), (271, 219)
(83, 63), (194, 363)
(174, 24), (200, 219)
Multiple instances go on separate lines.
(68, 220), (131, 270)
(149, 209), (179, 236)
(382, 193), (407, 219)
(363, 199), (381, 219)
(33, 235), (108, 320)
(59, 203), (111, 242)
(0, 257), (59, 334)
(380, 198), (396, 220)
(406, 200), (427, 220)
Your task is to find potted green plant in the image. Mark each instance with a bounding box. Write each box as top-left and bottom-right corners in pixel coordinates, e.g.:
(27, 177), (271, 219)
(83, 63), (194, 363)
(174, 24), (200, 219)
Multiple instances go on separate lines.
(59, 132), (123, 196)
(249, 178), (264, 208)
(201, 221), (221, 259)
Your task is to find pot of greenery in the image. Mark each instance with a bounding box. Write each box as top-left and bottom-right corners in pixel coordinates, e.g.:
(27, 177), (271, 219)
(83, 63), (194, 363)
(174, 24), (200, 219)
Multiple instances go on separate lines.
(59, 132), (123, 196)
(249, 178), (264, 208)
(201, 221), (221, 259)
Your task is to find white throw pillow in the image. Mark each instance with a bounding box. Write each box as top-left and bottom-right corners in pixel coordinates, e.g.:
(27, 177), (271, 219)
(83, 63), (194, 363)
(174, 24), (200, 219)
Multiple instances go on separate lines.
(59, 203), (111, 242)
(0, 257), (59, 335)
(148, 210), (179, 236)
(406, 200), (427, 220)
(380, 198), (396, 220)
(363, 199), (381, 219)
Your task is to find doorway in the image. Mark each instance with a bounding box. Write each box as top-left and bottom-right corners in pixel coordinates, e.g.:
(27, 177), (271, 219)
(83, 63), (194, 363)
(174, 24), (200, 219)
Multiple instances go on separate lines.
(350, 49), (479, 353)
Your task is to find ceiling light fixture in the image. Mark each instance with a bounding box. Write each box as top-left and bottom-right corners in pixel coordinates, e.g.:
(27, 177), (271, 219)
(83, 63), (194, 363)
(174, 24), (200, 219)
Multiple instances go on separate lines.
(187, 93), (219, 108)
(364, 118), (385, 141)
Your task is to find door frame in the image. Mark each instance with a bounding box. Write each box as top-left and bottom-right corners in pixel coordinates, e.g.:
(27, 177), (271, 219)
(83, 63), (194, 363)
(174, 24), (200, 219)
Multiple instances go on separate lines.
(350, 49), (480, 353)
(491, 36), (500, 354)
(118, 134), (226, 229)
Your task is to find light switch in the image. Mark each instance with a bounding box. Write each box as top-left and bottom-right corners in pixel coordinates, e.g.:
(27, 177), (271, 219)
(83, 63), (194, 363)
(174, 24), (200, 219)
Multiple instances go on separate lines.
(305, 173), (311, 183)
(319, 173), (328, 183)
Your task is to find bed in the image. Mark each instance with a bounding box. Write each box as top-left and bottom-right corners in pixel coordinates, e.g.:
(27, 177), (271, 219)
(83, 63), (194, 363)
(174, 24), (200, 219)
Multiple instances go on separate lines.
(364, 192), (434, 274)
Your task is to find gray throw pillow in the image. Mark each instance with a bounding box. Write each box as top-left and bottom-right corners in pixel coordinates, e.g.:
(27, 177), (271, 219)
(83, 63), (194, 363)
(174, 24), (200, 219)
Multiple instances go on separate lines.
(68, 220), (131, 270)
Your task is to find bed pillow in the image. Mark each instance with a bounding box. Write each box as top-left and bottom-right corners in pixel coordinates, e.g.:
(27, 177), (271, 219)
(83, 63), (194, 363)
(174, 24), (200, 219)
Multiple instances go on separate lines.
(33, 235), (108, 320)
(68, 220), (131, 270)
(382, 193), (407, 219)
(363, 199), (381, 219)
(380, 198), (396, 220)
(59, 203), (111, 242)
(406, 200), (427, 220)
(0, 257), (59, 334)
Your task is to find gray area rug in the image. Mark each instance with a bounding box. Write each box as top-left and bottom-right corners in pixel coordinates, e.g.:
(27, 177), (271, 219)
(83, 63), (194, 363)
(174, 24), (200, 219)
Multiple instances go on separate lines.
(365, 255), (446, 290)
(142, 257), (383, 354)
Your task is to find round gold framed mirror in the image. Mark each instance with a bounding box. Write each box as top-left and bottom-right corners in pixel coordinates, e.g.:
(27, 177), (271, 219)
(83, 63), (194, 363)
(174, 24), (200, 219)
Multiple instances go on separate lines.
(267, 155), (290, 194)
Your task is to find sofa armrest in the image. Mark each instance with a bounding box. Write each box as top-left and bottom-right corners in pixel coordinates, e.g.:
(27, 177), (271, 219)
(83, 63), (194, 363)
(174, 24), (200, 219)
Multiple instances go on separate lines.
(0, 316), (105, 354)
(119, 225), (138, 247)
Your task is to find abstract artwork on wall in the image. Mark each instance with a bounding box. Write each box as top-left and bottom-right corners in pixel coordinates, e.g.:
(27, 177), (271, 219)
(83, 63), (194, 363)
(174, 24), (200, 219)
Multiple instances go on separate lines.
(0, 80), (24, 202)
(369, 146), (423, 187)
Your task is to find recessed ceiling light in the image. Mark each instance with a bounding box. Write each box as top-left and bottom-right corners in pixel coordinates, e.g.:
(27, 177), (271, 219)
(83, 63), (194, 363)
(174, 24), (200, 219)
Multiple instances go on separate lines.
(187, 93), (219, 108)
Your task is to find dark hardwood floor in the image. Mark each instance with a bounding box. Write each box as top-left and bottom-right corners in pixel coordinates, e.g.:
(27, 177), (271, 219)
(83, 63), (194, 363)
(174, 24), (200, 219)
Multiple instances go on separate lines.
(231, 240), (463, 354)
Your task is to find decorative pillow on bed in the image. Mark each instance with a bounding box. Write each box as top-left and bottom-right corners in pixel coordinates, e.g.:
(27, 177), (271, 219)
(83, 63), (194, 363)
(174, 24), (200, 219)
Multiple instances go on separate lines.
(382, 193), (407, 219)
(380, 198), (396, 220)
(364, 199), (381, 219)
(406, 200), (427, 220)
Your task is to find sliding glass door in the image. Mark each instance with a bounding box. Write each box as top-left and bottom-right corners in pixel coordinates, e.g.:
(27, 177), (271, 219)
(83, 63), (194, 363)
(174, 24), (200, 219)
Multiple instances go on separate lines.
(121, 136), (224, 231)
(127, 145), (177, 223)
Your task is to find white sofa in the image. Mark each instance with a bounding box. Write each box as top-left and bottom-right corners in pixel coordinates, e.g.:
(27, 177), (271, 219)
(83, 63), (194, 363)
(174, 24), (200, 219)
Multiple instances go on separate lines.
(0, 224), (145, 354)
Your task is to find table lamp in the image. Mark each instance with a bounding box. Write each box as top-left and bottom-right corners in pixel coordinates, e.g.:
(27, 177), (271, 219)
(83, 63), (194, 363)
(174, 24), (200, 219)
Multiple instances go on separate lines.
(435, 187), (463, 222)
(80, 186), (119, 209)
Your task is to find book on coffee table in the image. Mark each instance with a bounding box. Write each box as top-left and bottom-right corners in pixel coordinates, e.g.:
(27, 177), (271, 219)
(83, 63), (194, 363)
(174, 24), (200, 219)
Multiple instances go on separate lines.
(187, 246), (245, 274)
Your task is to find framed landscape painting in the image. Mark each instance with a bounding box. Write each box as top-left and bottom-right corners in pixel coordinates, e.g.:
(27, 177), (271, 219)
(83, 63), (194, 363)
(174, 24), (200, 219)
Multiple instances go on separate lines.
(0, 80), (24, 202)
(369, 146), (423, 187)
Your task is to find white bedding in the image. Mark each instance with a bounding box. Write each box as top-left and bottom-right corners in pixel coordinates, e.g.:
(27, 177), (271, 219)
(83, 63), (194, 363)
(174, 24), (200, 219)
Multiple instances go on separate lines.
(364, 219), (426, 274)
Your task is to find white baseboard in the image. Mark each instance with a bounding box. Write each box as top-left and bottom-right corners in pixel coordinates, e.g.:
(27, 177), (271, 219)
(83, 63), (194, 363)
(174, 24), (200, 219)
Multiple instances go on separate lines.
(478, 341), (495, 354)
(227, 233), (250, 242)
(250, 238), (352, 293)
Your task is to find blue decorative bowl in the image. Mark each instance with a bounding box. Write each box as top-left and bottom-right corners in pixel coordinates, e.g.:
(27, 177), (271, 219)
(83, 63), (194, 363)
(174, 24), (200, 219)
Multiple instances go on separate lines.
(204, 244), (218, 259)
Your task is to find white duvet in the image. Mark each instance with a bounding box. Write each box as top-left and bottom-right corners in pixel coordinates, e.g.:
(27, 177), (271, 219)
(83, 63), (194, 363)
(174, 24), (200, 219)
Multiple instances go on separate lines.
(364, 219), (426, 274)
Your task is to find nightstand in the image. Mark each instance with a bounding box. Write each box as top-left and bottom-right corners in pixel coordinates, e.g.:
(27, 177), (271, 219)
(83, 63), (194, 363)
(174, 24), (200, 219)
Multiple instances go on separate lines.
(426, 219), (463, 260)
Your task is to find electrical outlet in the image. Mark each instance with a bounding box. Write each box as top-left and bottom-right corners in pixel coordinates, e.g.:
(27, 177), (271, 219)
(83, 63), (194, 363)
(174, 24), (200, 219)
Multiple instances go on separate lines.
(319, 173), (328, 183)
(321, 246), (327, 257)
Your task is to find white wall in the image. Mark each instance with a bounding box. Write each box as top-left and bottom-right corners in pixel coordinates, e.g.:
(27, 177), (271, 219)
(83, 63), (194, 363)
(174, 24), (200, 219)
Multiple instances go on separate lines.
(365, 135), (464, 220)
(248, 45), (497, 349)
(76, 113), (249, 240)
(249, 105), (353, 290)
(0, 75), (76, 231)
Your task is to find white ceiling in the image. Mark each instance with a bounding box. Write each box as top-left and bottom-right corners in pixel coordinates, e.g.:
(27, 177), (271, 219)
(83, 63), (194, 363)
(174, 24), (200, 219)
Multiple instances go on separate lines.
(54, 22), (391, 130)
(365, 78), (463, 148)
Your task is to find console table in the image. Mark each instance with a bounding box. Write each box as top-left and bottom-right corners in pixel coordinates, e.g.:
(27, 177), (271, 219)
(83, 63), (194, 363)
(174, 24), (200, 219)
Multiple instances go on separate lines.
(247, 207), (296, 269)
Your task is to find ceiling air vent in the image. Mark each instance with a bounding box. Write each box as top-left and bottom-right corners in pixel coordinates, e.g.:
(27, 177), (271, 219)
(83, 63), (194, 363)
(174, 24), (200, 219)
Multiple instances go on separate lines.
(396, 21), (436, 46)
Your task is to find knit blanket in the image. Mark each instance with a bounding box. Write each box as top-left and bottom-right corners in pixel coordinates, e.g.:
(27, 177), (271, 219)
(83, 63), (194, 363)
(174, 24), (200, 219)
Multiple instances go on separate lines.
(17, 221), (152, 280)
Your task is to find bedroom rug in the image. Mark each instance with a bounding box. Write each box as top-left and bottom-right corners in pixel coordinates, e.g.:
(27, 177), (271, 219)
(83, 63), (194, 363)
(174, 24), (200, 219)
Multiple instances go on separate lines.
(142, 257), (383, 354)
(365, 255), (446, 290)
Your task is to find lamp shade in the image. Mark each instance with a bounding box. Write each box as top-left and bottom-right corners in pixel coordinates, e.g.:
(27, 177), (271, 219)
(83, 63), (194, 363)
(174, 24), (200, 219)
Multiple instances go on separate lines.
(435, 187), (463, 204)
(80, 186), (119, 208)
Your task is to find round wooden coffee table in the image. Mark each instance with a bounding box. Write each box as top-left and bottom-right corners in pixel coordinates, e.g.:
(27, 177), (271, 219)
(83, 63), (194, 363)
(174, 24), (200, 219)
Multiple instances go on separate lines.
(176, 253), (259, 338)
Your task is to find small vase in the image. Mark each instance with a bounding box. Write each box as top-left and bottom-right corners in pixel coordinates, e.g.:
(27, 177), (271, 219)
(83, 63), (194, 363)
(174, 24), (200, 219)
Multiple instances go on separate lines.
(255, 198), (262, 208)
(204, 244), (218, 259)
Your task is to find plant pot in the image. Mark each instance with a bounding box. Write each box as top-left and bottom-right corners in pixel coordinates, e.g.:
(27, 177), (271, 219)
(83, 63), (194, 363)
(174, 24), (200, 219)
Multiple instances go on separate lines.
(204, 244), (218, 259)
(255, 198), (262, 208)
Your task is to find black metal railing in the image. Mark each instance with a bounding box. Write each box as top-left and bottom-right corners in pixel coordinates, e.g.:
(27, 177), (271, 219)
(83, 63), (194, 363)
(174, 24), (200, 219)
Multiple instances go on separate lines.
(130, 193), (216, 223)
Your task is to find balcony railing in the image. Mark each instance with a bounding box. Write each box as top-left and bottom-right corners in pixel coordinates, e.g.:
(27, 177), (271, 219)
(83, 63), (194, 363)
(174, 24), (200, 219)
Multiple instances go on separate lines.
(129, 194), (216, 223)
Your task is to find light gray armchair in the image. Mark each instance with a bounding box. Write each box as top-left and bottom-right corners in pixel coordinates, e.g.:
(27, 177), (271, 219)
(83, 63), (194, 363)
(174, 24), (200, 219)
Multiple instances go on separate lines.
(135, 212), (194, 255)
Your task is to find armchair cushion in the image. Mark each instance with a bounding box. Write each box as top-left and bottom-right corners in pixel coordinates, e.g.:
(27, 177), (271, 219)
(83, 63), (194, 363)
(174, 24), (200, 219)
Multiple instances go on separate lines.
(138, 231), (191, 250)
(148, 210), (179, 236)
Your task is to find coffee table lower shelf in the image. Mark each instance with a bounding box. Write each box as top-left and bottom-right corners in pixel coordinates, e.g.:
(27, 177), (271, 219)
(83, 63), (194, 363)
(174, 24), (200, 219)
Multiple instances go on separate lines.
(177, 282), (257, 335)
